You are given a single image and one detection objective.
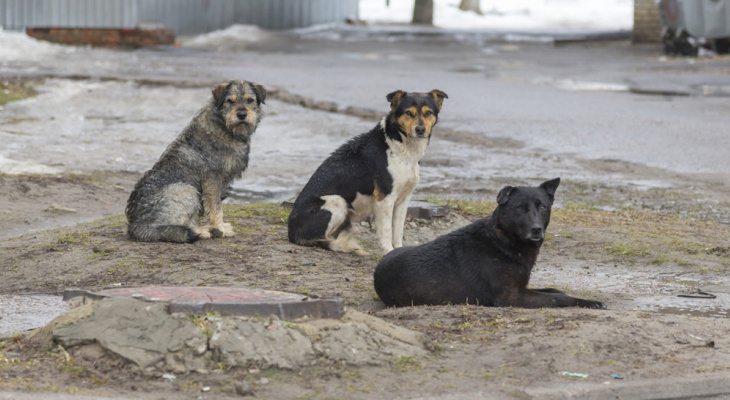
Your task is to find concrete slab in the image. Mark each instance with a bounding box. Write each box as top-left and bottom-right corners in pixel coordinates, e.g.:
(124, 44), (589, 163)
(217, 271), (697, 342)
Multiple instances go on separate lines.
(406, 201), (451, 220)
(63, 286), (345, 321)
(524, 372), (730, 400)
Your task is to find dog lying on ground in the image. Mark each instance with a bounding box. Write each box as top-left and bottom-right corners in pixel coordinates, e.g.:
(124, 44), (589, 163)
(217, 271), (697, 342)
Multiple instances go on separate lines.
(374, 178), (606, 309)
(126, 80), (266, 243)
(287, 89), (448, 254)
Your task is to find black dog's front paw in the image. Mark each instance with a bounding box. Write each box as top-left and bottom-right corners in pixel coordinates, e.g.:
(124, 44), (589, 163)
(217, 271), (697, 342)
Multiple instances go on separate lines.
(579, 300), (607, 309)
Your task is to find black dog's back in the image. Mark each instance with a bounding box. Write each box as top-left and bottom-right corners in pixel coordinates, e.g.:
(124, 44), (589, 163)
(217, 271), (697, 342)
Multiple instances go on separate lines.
(374, 178), (606, 309)
(375, 222), (501, 306)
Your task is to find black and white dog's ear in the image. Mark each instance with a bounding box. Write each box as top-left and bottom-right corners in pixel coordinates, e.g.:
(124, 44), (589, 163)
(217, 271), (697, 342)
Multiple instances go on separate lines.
(497, 186), (515, 205)
(212, 82), (230, 107)
(429, 89), (448, 110)
(386, 90), (406, 110)
(539, 178), (561, 200)
(252, 83), (267, 105)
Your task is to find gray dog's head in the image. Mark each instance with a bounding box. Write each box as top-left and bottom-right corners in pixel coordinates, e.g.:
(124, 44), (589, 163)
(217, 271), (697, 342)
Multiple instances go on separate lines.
(212, 80), (266, 137)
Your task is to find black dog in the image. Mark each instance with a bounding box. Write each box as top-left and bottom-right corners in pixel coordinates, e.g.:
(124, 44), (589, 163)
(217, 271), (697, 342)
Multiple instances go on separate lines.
(374, 178), (606, 309)
(288, 90), (447, 254)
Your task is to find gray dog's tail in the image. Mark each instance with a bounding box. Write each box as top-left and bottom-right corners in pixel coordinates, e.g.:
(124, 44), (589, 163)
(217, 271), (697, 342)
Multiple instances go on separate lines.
(128, 224), (200, 243)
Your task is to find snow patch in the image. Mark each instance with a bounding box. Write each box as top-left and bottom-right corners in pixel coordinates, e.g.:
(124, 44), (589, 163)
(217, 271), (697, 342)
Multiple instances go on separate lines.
(360, 0), (633, 32)
(0, 154), (63, 175)
(0, 27), (76, 63)
(181, 24), (270, 50)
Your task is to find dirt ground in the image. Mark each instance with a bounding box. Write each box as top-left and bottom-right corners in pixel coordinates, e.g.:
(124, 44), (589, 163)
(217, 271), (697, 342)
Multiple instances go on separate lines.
(2, 169), (730, 399)
(2, 62), (730, 399)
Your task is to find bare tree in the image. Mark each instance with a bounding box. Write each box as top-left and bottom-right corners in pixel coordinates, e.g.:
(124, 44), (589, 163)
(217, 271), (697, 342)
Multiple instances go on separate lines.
(459, 0), (482, 14)
(412, 0), (434, 25)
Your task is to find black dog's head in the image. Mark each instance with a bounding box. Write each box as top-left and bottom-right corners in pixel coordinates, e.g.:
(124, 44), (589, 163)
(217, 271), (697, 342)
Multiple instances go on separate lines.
(493, 178), (560, 245)
(212, 80), (267, 136)
(385, 89), (448, 141)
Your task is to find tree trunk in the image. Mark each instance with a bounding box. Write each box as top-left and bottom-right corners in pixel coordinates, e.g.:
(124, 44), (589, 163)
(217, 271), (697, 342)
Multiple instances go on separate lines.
(412, 0), (434, 25)
(459, 0), (482, 14)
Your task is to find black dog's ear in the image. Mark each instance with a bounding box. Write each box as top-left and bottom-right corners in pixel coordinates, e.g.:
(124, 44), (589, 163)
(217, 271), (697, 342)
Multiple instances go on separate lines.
(252, 82), (267, 105)
(540, 178), (561, 200)
(212, 82), (230, 107)
(386, 90), (406, 110)
(497, 186), (515, 205)
(429, 89), (448, 110)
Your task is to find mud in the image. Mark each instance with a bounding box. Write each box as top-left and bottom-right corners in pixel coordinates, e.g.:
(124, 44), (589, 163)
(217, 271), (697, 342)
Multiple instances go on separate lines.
(1, 192), (730, 398)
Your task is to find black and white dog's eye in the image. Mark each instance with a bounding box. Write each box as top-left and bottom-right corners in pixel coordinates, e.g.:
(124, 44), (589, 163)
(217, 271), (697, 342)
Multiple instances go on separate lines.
(247, 98), (255, 104)
(226, 99), (235, 104)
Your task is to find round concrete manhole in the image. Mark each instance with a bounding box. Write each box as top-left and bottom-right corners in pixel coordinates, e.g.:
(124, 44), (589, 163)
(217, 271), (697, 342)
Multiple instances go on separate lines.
(63, 286), (344, 320)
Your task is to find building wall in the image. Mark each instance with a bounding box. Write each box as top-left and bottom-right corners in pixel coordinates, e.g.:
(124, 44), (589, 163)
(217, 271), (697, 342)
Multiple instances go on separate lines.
(0, 0), (359, 34)
(634, 0), (662, 43)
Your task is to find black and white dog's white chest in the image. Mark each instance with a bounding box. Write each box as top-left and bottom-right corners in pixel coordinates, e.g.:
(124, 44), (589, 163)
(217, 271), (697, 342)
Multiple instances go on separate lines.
(384, 136), (428, 202)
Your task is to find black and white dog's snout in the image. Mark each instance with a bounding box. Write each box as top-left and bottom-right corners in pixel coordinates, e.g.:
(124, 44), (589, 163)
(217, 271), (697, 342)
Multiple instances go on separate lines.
(237, 110), (248, 121)
(415, 125), (426, 137)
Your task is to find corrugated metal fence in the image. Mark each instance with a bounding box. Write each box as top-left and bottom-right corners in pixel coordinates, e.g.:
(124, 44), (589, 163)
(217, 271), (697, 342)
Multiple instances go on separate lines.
(0, 0), (359, 34)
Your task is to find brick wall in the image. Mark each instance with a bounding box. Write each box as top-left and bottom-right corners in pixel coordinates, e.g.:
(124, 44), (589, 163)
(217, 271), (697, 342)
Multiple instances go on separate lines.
(634, 0), (662, 43)
(25, 27), (175, 49)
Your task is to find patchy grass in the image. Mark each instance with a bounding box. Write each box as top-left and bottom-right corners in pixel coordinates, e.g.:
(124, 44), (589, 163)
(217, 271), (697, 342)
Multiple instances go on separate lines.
(441, 200), (495, 218)
(226, 203), (289, 225)
(392, 356), (424, 372)
(51, 231), (98, 247)
(550, 206), (730, 267)
(0, 78), (37, 106)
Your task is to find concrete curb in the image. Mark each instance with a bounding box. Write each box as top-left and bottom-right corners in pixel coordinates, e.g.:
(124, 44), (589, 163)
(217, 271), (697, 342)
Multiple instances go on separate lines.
(524, 373), (730, 400)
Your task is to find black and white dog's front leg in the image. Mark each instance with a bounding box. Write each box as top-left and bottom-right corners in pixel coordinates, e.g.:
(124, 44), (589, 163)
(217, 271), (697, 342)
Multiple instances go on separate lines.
(374, 196), (396, 253)
(391, 194), (412, 249)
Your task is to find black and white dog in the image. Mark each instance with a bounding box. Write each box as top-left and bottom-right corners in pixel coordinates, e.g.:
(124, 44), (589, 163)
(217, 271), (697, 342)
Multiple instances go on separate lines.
(288, 90), (448, 254)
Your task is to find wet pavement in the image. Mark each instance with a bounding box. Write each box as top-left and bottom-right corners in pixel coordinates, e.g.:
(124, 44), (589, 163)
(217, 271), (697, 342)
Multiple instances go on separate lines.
(0, 295), (69, 337)
(2, 24), (730, 335)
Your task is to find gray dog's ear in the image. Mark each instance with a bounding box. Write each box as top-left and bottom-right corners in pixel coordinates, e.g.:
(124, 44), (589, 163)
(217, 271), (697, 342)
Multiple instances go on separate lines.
(429, 89), (448, 110)
(252, 83), (267, 105)
(540, 178), (561, 200)
(386, 90), (406, 110)
(212, 82), (230, 107)
(497, 186), (515, 205)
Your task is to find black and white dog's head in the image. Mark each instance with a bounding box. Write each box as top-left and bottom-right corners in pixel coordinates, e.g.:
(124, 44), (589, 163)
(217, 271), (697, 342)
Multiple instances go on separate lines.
(385, 89), (448, 141)
(494, 178), (560, 245)
(212, 80), (267, 138)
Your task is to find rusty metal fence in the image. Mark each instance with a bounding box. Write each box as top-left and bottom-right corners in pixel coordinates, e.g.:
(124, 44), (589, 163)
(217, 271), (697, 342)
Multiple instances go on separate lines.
(0, 0), (359, 34)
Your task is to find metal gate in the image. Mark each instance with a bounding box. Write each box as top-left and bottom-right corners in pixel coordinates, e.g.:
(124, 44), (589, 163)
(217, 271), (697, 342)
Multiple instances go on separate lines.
(0, 0), (359, 34)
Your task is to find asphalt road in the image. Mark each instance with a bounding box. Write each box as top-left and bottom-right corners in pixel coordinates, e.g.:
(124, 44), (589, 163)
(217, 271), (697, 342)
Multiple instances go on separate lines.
(5, 25), (729, 183)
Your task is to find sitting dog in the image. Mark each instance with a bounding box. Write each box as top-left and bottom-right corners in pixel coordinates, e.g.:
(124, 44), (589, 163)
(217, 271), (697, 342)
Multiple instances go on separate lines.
(126, 80), (266, 243)
(374, 178), (606, 309)
(287, 89), (448, 254)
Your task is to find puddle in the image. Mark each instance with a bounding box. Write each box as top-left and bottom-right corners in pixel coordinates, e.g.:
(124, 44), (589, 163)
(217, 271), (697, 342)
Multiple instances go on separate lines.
(0, 295), (69, 337)
(3, 79), (660, 205)
(651, 306), (729, 319)
(532, 77), (629, 92)
(625, 294), (730, 319)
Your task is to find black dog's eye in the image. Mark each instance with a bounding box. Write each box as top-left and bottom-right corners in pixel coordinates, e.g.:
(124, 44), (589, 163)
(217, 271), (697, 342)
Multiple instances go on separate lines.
(247, 98), (255, 104)
(424, 111), (433, 117)
(539, 205), (547, 211)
